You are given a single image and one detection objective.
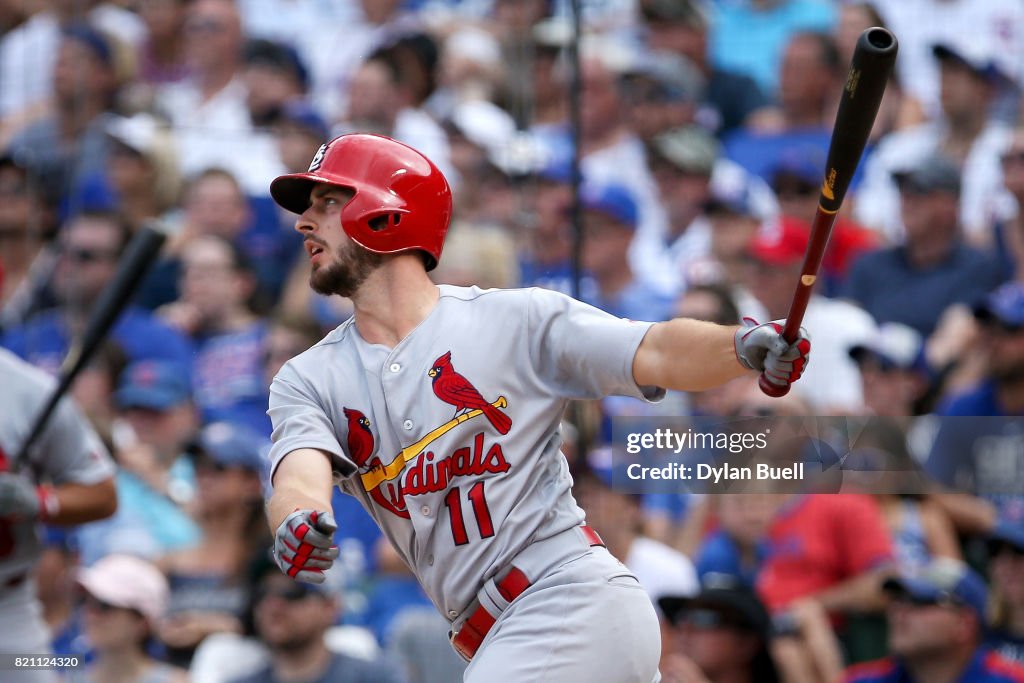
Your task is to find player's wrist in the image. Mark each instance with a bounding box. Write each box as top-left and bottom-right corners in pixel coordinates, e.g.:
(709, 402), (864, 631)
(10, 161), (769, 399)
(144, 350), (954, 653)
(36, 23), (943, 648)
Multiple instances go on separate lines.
(36, 486), (60, 522)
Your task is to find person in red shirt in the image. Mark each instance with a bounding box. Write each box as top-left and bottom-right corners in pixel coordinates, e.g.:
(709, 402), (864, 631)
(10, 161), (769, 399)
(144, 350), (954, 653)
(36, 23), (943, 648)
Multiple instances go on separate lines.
(757, 493), (894, 617)
(753, 493), (894, 682)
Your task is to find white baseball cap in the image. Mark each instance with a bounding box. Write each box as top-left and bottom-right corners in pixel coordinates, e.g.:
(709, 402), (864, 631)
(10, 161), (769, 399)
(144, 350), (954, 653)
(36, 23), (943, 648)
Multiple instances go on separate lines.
(848, 322), (925, 371)
(76, 554), (169, 624)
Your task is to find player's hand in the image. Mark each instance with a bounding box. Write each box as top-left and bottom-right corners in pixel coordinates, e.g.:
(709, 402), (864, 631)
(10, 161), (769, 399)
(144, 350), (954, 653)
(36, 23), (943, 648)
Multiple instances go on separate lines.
(734, 317), (811, 387)
(0, 473), (41, 520)
(273, 509), (339, 584)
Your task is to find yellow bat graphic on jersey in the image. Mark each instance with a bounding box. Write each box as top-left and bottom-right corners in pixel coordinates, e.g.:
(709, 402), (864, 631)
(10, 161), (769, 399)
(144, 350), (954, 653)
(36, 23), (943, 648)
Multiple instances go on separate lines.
(360, 396), (508, 491)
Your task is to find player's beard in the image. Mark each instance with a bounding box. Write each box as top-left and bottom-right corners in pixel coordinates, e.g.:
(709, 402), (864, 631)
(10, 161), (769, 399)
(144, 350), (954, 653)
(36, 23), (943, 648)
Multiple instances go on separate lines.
(310, 239), (383, 298)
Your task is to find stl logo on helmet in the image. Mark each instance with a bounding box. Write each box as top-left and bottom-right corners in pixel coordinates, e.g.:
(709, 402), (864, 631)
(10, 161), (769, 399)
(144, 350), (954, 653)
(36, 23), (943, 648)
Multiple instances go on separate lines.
(347, 352), (513, 523)
(308, 143), (328, 172)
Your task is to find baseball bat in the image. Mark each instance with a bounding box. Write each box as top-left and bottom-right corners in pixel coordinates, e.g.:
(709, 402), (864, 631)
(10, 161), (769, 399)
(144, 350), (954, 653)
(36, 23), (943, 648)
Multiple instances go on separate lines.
(759, 27), (898, 397)
(13, 225), (167, 466)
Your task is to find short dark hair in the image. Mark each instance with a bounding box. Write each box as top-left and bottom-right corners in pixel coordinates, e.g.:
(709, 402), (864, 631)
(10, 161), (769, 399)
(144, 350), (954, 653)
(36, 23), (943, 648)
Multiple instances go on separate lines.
(244, 38), (310, 91)
(680, 283), (741, 326)
(793, 31), (841, 73)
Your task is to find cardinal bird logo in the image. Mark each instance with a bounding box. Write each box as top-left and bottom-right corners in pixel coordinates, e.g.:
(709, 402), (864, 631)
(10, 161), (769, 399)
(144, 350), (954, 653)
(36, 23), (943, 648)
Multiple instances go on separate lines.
(343, 407), (375, 467)
(428, 351), (512, 435)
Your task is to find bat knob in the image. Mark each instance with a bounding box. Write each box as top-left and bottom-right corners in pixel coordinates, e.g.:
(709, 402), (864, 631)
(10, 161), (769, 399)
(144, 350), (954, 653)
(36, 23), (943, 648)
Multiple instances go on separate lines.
(758, 374), (791, 398)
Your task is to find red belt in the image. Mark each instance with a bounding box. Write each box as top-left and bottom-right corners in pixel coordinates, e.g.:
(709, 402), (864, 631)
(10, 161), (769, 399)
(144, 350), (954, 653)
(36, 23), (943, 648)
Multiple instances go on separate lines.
(451, 526), (604, 661)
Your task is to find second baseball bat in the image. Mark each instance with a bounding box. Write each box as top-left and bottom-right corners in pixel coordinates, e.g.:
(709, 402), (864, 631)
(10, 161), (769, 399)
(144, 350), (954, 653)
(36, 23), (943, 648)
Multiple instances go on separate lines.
(759, 27), (898, 397)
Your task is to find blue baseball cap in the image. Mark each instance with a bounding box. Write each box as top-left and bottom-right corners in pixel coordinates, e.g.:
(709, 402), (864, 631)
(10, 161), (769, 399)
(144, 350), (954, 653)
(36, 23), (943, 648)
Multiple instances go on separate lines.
(883, 559), (988, 621)
(973, 283), (1024, 330)
(536, 158), (571, 184)
(933, 42), (1007, 83)
(62, 24), (114, 66)
(115, 360), (192, 411)
(190, 421), (267, 472)
(769, 147), (826, 186)
(580, 183), (639, 229)
(278, 100), (329, 141)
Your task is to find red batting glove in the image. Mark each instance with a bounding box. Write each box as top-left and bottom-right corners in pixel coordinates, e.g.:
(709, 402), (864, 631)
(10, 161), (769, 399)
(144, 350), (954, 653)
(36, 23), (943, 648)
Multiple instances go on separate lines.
(734, 317), (812, 387)
(273, 509), (339, 583)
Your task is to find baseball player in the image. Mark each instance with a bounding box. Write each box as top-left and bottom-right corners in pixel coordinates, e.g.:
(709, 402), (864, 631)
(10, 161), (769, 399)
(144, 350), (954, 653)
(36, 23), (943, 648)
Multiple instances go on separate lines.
(0, 296), (118, 680)
(265, 134), (811, 682)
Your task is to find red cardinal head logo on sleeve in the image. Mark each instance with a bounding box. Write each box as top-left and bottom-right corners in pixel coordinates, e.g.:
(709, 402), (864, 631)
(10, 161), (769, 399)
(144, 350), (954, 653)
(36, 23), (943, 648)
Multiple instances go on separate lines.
(428, 351), (512, 435)
(343, 407), (375, 467)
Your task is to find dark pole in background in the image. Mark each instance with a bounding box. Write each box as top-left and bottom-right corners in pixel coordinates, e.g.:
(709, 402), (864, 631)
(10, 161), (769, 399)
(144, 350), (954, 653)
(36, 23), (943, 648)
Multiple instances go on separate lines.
(566, 0), (593, 471)
(568, 0), (584, 301)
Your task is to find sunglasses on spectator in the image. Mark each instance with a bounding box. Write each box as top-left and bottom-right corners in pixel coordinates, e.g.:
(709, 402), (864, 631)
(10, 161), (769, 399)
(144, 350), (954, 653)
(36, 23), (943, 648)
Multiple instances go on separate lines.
(676, 609), (738, 630)
(857, 356), (902, 373)
(890, 591), (966, 610)
(82, 595), (117, 612)
(980, 318), (1024, 335)
(81, 595), (141, 617)
(193, 457), (230, 473)
(774, 181), (818, 198)
(1001, 151), (1024, 165)
(0, 227), (28, 241)
(732, 406), (778, 417)
(256, 583), (317, 603)
(0, 180), (27, 196)
(61, 246), (119, 264)
(991, 541), (1024, 558)
(185, 18), (227, 34)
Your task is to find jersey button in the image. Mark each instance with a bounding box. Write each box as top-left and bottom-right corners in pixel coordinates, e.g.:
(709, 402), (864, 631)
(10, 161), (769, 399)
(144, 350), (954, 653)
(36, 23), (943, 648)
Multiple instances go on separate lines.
(421, 505), (431, 516)
(449, 610), (458, 618)
(390, 363), (401, 372)
(427, 555), (434, 566)
(403, 420), (414, 430)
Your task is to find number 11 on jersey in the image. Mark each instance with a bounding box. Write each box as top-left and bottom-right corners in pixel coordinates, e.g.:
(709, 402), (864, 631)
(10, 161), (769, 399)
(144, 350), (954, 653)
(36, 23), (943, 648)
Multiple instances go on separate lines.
(444, 481), (495, 546)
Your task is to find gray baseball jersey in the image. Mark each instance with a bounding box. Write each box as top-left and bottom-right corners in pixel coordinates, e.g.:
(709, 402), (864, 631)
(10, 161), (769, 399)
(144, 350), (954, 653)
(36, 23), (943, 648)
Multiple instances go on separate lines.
(268, 285), (663, 619)
(0, 348), (115, 584)
(0, 348), (114, 669)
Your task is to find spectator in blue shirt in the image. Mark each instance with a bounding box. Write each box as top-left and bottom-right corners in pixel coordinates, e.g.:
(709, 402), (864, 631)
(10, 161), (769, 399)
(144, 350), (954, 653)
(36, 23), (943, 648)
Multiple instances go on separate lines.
(987, 520), (1024, 669)
(842, 559), (1024, 683)
(940, 283), (1024, 417)
(845, 155), (1005, 338)
(707, 0), (836, 97)
(925, 285), (1024, 537)
(1, 210), (194, 374)
(158, 234), (272, 435)
(579, 182), (674, 322)
(77, 360), (201, 565)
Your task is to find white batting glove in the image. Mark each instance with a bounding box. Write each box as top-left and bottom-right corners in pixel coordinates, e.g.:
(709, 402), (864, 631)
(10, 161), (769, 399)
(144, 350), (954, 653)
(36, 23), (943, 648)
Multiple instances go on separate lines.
(0, 473), (41, 519)
(734, 317), (812, 387)
(273, 509), (339, 584)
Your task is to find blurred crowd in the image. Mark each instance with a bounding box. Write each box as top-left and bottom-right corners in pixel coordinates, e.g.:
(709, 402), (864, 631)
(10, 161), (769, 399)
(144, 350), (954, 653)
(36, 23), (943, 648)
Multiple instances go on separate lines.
(2, 0), (1024, 681)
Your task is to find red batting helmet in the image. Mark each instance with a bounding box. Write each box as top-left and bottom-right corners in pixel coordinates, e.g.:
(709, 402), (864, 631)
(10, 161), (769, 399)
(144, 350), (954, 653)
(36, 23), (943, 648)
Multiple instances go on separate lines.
(270, 134), (452, 270)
